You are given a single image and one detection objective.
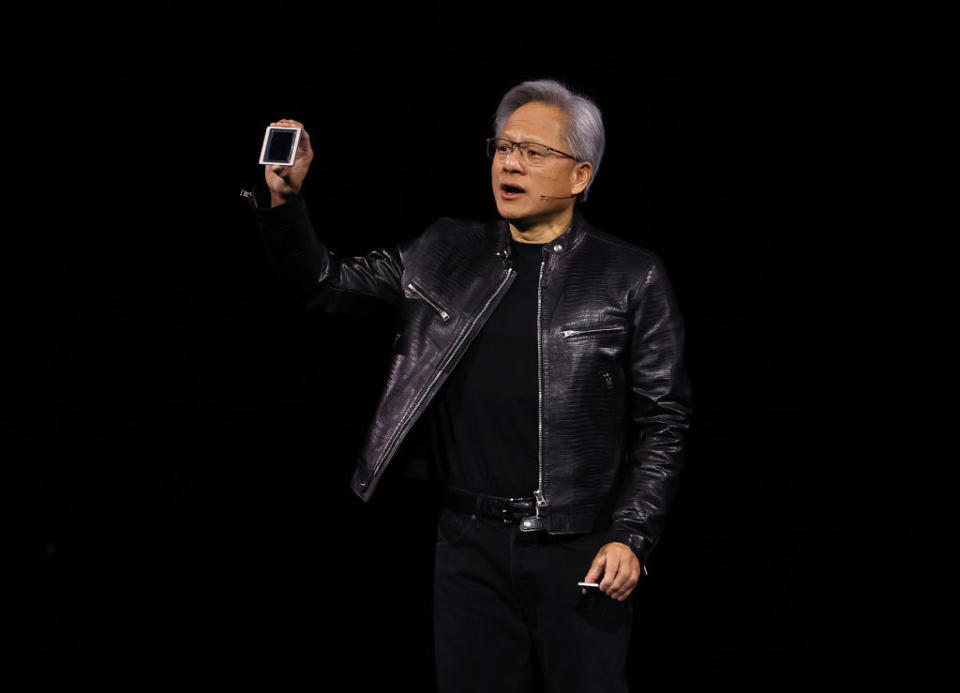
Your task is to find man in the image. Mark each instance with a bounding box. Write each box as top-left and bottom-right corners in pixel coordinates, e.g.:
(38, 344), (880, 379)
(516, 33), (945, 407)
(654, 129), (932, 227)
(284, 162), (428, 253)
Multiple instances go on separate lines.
(252, 79), (691, 692)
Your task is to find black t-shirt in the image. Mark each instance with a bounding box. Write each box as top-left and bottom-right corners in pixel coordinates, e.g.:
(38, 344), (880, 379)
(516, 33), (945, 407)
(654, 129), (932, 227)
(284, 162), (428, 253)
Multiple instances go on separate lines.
(428, 238), (546, 498)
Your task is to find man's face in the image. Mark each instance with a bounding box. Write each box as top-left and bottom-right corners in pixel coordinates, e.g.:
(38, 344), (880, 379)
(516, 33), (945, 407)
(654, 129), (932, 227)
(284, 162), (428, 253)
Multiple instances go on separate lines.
(491, 102), (589, 229)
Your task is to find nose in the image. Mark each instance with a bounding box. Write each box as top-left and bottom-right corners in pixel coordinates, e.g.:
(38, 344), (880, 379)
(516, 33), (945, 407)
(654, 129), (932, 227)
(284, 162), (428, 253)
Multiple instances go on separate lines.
(502, 147), (526, 172)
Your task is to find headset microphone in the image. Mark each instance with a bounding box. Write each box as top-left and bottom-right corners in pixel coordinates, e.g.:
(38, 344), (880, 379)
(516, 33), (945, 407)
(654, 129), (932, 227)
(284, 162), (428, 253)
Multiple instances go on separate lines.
(538, 193), (579, 200)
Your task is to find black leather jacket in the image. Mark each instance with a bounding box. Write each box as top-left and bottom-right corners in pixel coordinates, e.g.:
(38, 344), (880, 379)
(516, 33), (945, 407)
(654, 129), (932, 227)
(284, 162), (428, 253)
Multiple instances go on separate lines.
(256, 196), (691, 562)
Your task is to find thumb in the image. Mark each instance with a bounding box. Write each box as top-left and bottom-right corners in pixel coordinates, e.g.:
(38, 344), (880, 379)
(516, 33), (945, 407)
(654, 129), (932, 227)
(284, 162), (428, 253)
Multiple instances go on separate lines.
(582, 551), (606, 593)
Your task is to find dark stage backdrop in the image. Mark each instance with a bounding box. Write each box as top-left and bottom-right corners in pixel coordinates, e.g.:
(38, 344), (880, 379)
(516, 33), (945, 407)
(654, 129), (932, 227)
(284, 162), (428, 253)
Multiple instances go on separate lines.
(11, 5), (931, 690)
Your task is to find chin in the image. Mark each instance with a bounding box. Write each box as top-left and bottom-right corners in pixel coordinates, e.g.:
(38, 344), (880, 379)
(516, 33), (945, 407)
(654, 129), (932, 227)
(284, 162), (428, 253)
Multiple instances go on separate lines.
(495, 199), (534, 220)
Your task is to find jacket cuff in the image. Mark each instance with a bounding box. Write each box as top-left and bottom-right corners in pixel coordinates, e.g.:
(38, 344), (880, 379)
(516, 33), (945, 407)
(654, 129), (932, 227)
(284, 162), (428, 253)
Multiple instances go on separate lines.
(608, 528), (641, 554)
(252, 193), (308, 225)
(251, 194), (331, 295)
(606, 527), (652, 571)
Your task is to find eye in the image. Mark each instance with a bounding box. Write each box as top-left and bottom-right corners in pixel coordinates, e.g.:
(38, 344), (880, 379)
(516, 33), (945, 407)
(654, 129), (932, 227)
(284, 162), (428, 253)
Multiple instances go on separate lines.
(496, 141), (513, 154)
(525, 145), (546, 159)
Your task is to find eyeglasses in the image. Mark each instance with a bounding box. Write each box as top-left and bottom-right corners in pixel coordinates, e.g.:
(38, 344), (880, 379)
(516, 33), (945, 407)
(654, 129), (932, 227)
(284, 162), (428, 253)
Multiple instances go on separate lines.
(485, 137), (580, 167)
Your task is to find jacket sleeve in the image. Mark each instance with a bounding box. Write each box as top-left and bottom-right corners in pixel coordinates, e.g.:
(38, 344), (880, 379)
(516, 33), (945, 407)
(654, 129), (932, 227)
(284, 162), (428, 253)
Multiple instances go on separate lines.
(253, 195), (404, 311)
(609, 257), (692, 567)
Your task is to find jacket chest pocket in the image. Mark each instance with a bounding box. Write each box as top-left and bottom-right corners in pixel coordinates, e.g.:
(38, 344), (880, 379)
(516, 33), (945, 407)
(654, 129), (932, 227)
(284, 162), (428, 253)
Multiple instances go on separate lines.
(558, 321), (629, 367)
(404, 280), (452, 323)
(559, 323), (626, 339)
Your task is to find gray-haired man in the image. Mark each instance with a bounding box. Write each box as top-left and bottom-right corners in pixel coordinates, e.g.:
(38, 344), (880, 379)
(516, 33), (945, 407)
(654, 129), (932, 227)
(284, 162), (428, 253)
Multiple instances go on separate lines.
(254, 80), (691, 692)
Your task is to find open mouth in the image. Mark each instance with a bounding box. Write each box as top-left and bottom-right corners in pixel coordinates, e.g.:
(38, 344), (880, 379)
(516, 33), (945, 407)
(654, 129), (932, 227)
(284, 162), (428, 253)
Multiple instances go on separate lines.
(500, 183), (526, 198)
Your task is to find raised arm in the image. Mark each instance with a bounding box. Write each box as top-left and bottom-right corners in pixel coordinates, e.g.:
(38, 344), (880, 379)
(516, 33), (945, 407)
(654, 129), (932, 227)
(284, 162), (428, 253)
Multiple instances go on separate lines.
(264, 118), (315, 208)
(253, 119), (403, 311)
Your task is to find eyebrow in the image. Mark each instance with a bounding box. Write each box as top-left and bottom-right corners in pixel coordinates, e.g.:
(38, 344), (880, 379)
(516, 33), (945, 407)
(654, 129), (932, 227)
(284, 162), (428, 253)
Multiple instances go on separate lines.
(498, 132), (554, 148)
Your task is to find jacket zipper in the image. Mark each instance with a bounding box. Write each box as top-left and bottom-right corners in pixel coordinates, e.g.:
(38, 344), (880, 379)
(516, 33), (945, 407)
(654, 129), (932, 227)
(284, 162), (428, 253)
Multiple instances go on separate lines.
(407, 281), (451, 322)
(535, 259), (547, 518)
(560, 324), (625, 339)
(368, 268), (516, 484)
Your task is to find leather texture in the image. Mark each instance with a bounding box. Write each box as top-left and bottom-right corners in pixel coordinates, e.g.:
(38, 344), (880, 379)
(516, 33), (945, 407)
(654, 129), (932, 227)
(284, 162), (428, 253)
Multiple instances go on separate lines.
(256, 196), (691, 561)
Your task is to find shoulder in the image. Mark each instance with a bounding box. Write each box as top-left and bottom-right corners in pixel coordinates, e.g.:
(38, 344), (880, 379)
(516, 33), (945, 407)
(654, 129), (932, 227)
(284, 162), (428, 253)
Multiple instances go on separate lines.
(405, 216), (486, 242)
(424, 216), (489, 240)
(575, 220), (681, 307)
(396, 218), (500, 278)
(401, 216), (496, 254)
(579, 220), (665, 276)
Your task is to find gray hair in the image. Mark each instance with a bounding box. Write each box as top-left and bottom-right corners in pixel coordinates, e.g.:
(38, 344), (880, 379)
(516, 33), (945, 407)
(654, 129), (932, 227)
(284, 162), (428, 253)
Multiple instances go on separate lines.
(493, 79), (605, 201)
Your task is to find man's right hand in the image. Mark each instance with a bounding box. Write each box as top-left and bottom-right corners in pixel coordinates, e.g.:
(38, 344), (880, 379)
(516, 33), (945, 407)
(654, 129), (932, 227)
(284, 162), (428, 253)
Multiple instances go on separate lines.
(265, 119), (314, 207)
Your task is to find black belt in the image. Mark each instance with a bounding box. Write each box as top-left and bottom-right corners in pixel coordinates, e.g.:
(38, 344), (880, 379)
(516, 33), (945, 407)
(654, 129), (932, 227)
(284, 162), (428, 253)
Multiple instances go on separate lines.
(443, 488), (544, 531)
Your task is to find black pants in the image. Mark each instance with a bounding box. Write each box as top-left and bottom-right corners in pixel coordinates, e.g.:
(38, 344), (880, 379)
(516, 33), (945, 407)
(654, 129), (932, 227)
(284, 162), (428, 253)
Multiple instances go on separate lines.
(434, 509), (633, 693)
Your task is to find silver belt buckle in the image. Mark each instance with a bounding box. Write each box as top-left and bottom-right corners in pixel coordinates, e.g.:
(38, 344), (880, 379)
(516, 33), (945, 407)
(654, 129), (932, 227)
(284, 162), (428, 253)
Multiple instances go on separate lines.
(519, 516), (543, 532)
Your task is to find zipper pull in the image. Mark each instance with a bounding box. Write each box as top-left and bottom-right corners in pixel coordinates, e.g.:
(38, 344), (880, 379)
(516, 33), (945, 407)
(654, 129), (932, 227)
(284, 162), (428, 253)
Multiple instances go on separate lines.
(532, 489), (547, 521)
(534, 489), (547, 508)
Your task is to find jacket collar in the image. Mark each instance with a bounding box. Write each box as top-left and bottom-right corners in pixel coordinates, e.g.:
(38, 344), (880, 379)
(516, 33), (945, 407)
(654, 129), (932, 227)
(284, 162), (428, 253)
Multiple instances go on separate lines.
(493, 208), (590, 259)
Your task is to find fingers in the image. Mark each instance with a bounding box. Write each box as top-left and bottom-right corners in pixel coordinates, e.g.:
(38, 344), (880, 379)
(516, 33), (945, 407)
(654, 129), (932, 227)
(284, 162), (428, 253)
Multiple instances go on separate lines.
(266, 118), (313, 166)
(263, 117), (313, 206)
(581, 553), (606, 596)
(265, 162), (292, 191)
(588, 543), (641, 602)
(269, 118), (305, 129)
(294, 122), (313, 156)
(601, 553), (638, 601)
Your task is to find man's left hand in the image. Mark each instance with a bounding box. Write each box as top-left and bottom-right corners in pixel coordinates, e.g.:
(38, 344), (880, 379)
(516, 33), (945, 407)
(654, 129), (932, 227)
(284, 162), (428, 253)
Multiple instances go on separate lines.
(582, 542), (641, 601)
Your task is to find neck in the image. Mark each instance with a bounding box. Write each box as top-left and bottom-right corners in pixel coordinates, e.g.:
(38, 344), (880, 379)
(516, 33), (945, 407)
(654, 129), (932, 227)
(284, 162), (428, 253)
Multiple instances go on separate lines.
(509, 206), (575, 244)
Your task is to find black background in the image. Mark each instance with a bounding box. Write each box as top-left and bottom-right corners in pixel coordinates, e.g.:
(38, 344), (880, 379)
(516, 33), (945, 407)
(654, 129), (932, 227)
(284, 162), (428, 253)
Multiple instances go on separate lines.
(10, 3), (936, 689)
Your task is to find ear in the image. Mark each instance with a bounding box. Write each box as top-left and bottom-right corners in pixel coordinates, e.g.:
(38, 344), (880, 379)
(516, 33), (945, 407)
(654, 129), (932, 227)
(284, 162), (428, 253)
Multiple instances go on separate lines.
(570, 161), (593, 196)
